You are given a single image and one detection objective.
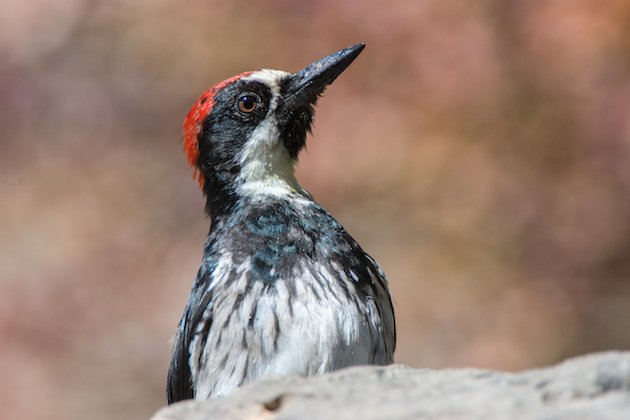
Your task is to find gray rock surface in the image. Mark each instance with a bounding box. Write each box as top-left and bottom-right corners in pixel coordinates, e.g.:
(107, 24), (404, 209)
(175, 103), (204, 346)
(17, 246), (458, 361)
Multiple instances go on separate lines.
(152, 352), (630, 419)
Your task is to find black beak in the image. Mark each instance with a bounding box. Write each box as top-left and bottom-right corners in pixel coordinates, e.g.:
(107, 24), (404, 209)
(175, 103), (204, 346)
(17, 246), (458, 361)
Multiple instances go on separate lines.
(278, 44), (365, 158)
(284, 43), (365, 108)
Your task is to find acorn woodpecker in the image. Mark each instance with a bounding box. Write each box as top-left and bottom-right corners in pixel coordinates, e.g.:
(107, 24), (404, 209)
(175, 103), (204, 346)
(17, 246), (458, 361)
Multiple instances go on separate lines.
(167, 44), (396, 403)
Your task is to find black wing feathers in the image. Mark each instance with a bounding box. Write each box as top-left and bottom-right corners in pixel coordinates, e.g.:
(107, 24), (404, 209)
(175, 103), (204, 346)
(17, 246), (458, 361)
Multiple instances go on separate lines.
(167, 267), (214, 404)
(166, 318), (194, 403)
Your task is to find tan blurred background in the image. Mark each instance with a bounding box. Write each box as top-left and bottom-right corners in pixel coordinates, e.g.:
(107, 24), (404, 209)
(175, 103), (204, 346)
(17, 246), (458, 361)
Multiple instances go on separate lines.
(2, 0), (630, 418)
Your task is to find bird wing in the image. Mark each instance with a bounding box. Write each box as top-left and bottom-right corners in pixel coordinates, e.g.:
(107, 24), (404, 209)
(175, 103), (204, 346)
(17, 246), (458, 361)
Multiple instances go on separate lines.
(167, 265), (214, 404)
(336, 231), (397, 361)
(365, 254), (397, 359)
(166, 316), (193, 403)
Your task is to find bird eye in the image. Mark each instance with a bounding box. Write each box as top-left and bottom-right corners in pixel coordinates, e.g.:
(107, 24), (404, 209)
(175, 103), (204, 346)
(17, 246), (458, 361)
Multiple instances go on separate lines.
(237, 95), (258, 113)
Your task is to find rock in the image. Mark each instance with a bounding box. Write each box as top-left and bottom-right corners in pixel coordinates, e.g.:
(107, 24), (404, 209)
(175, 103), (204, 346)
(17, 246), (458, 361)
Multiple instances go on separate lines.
(152, 352), (630, 419)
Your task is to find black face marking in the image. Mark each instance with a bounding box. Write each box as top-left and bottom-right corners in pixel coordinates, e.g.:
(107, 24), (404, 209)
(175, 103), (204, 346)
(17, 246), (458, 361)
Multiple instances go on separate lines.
(197, 81), (273, 215)
(196, 74), (323, 218)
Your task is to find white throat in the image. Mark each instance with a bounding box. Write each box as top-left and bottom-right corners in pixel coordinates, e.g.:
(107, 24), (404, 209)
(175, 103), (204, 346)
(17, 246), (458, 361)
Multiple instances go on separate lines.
(237, 69), (302, 198)
(237, 118), (301, 197)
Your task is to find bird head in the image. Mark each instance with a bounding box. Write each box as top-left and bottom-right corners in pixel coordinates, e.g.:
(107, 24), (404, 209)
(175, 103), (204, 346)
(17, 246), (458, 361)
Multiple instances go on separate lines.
(183, 44), (365, 216)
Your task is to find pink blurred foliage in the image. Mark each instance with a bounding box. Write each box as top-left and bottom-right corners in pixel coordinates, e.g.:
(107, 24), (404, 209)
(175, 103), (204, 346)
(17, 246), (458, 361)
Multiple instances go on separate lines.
(1, 0), (629, 418)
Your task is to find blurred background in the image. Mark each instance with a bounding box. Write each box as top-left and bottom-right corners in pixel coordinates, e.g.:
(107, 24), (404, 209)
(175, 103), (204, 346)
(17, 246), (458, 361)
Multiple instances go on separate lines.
(2, 0), (630, 418)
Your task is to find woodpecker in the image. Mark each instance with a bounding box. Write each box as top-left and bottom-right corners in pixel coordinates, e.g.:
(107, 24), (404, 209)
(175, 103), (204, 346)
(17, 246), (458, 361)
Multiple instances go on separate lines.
(167, 44), (396, 403)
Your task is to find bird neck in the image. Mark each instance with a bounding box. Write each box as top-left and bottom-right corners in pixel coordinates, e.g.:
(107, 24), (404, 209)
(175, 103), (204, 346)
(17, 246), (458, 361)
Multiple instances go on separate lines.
(203, 163), (303, 220)
(203, 116), (304, 219)
(237, 117), (301, 190)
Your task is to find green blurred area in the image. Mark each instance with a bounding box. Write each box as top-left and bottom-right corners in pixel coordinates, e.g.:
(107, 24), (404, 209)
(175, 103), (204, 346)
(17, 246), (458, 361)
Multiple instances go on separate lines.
(1, 1), (630, 419)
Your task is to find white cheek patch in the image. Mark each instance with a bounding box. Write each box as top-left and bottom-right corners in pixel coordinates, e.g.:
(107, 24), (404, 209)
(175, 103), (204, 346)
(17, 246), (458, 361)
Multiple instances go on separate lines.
(237, 70), (302, 197)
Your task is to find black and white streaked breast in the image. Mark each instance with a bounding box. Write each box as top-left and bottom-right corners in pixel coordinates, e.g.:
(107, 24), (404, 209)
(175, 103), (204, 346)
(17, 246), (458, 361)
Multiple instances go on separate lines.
(169, 191), (395, 400)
